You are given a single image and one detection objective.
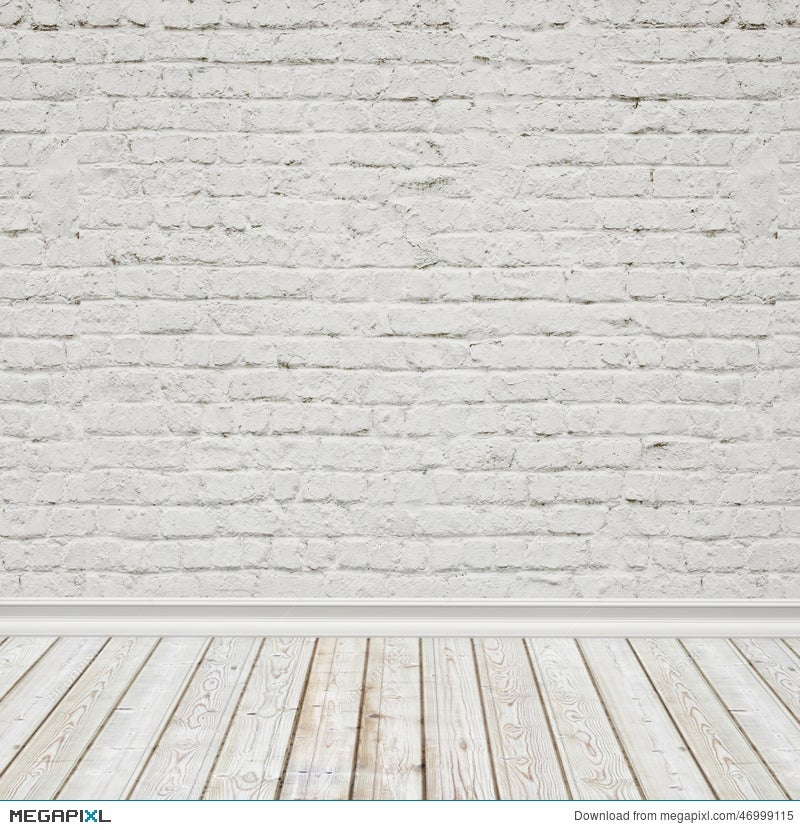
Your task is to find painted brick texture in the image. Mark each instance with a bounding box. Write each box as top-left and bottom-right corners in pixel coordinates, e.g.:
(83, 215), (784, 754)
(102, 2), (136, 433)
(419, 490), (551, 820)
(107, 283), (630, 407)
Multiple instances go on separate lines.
(1, 0), (799, 598)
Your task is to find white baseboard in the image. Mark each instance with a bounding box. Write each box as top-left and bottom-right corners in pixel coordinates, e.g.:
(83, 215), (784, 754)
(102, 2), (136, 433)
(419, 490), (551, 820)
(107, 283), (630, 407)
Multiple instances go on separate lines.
(1, 598), (799, 636)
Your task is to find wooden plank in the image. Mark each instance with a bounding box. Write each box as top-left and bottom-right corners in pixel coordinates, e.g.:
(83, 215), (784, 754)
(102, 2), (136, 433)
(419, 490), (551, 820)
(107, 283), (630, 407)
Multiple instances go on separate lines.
(58, 637), (209, 800)
(580, 638), (713, 800)
(280, 638), (367, 800)
(734, 639), (800, 723)
(0, 638), (107, 777)
(631, 638), (784, 800)
(421, 638), (496, 800)
(204, 637), (315, 800)
(684, 639), (800, 798)
(526, 638), (640, 800)
(352, 637), (423, 800)
(0, 637), (158, 799)
(0, 637), (56, 701)
(129, 637), (261, 800)
(473, 637), (568, 800)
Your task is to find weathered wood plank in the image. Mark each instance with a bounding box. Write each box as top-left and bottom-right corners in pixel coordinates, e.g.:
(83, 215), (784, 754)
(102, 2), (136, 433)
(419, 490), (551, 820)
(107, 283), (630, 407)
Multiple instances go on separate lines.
(4, 636), (800, 802)
(526, 638), (641, 800)
(280, 638), (367, 800)
(631, 638), (784, 800)
(0, 638), (158, 799)
(580, 638), (713, 800)
(733, 639), (800, 724)
(422, 638), (496, 800)
(473, 637), (568, 800)
(204, 637), (315, 800)
(0, 637), (56, 701)
(0, 638), (106, 777)
(59, 637), (209, 800)
(129, 637), (261, 800)
(352, 637), (423, 800)
(684, 639), (799, 798)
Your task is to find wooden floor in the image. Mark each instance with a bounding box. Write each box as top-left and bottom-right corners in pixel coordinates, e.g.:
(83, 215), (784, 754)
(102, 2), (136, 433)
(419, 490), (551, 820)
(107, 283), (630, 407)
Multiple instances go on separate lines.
(1, 637), (800, 800)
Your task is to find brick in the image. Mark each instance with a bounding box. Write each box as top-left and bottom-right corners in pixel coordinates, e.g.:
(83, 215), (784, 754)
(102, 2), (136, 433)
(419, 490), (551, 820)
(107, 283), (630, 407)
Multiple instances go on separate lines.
(0, 1), (795, 598)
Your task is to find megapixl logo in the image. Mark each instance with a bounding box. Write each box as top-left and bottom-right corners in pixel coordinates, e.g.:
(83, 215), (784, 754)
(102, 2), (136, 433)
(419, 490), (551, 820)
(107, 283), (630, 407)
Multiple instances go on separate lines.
(9, 810), (110, 823)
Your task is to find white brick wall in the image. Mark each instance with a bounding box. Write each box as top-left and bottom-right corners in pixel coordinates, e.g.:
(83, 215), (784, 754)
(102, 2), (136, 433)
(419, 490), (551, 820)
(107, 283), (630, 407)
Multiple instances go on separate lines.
(1, 0), (799, 598)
